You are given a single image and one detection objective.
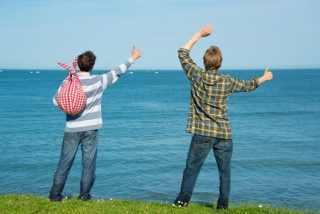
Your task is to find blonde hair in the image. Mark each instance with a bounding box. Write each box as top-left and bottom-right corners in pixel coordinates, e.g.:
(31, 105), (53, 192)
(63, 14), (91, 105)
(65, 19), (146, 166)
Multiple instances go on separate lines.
(203, 46), (222, 71)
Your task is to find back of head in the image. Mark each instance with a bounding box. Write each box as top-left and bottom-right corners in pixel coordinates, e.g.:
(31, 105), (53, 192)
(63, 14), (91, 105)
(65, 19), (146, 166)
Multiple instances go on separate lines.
(203, 46), (223, 71)
(77, 51), (96, 72)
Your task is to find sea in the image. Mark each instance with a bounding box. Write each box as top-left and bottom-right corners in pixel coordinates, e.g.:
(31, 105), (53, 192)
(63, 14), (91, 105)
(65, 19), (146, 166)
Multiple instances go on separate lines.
(0, 68), (319, 211)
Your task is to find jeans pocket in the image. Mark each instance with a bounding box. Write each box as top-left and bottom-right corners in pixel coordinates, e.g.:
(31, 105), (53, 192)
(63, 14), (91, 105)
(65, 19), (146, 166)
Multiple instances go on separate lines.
(192, 134), (211, 151)
(215, 139), (233, 152)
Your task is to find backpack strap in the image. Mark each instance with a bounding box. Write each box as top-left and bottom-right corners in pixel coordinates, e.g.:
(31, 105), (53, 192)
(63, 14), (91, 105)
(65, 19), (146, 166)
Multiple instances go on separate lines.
(57, 59), (78, 75)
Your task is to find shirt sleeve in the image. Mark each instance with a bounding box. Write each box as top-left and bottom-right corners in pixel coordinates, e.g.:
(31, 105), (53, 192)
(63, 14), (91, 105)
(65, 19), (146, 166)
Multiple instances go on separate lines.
(53, 95), (58, 106)
(178, 48), (203, 82)
(102, 58), (134, 90)
(229, 76), (260, 93)
(53, 81), (65, 106)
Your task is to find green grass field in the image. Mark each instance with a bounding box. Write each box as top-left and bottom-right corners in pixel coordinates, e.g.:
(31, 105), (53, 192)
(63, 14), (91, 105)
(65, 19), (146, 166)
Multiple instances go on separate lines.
(0, 195), (317, 214)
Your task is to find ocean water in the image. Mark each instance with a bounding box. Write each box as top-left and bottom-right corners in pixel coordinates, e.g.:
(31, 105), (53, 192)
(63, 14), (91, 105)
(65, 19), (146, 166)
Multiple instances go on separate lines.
(0, 68), (319, 210)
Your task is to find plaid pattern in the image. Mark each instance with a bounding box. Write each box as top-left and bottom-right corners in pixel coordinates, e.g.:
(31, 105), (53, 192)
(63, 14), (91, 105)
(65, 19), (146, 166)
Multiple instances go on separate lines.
(56, 59), (87, 116)
(178, 48), (259, 139)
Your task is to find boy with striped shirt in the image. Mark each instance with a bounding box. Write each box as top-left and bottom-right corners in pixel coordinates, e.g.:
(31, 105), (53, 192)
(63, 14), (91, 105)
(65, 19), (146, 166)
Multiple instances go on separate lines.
(49, 47), (141, 201)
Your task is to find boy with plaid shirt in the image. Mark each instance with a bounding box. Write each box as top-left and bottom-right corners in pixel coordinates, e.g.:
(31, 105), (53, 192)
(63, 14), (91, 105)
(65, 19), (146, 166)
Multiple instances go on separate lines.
(174, 25), (273, 209)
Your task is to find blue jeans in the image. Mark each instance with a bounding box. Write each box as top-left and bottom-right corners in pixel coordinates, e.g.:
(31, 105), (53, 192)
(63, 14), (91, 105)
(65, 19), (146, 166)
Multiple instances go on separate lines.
(175, 134), (233, 207)
(49, 130), (98, 200)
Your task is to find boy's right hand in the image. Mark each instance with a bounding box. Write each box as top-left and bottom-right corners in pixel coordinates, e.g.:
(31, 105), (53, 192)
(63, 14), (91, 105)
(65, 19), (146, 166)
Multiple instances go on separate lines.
(131, 46), (142, 61)
(198, 25), (214, 37)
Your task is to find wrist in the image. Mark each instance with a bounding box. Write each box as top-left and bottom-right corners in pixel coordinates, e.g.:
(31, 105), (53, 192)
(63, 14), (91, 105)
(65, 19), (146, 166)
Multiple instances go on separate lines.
(128, 57), (134, 63)
(258, 76), (266, 84)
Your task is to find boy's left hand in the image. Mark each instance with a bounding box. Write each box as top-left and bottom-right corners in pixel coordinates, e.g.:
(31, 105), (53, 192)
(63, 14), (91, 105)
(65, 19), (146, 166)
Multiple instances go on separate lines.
(131, 46), (142, 61)
(263, 68), (273, 81)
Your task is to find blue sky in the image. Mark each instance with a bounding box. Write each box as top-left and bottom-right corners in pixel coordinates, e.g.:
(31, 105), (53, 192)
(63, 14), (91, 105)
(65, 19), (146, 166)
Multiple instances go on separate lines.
(0, 0), (319, 70)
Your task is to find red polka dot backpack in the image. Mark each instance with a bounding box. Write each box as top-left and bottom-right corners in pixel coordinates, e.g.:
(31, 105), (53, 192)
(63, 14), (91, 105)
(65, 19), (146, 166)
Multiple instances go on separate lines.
(56, 59), (87, 116)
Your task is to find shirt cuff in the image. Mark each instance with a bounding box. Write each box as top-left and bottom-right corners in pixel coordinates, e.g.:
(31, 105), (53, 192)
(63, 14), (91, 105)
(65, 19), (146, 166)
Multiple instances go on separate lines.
(254, 78), (260, 87)
(179, 48), (190, 53)
(128, 57), (134, 64)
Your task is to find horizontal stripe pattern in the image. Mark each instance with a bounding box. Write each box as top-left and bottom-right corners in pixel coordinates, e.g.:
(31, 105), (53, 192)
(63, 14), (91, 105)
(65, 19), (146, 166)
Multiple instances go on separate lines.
(82, 81), (103, 93)
(102, 59), (132, 90)
(81, 104), (101, 116)
(53, 58), (133, 133)
(67, 118), (103, 129)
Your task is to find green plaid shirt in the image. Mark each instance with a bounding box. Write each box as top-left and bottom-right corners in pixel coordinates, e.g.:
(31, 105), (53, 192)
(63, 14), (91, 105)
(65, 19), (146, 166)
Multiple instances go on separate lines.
(178, 48), (260, 139)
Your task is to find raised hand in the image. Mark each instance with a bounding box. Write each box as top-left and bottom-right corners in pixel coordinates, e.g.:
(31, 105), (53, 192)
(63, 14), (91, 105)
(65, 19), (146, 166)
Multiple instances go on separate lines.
(198, 25), (214, 37)
(131, 46), (142, 61)
(258, 68), (273, 84)
(263, 68), (273, 81)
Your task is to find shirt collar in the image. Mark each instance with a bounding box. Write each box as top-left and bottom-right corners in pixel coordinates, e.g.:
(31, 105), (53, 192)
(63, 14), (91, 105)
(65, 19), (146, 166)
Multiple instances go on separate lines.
(78, 71), (92, 76)
(207, 69), (219, 74)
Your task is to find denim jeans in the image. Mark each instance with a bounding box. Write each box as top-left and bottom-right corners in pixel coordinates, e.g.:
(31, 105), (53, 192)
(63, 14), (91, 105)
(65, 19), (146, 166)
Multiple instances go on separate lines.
(175, 134), (233, 207)
(49, 130), (98, 200)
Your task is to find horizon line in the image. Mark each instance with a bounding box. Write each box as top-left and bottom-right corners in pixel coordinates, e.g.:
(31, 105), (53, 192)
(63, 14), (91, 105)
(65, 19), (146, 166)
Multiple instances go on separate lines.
(1, 67), (320, 71)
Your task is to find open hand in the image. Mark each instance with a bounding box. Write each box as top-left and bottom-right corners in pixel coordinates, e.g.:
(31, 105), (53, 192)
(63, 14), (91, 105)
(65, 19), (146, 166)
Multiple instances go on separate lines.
(198, 25), (214, 37)
(131, 46), (142, 61)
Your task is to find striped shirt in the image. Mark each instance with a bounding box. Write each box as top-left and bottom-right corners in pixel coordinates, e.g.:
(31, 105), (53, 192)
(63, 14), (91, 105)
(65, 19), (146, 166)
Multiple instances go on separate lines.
(178, 48), (260, 139)
(53, 58), (134, 132)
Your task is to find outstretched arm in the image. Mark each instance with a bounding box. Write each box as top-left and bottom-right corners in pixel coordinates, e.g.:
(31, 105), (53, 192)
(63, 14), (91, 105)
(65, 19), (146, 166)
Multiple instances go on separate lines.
(230, 68), (273, 93)
(258, 68), (273, 85)
(179, 25), (214, 81)
(102, 47), (141, 89)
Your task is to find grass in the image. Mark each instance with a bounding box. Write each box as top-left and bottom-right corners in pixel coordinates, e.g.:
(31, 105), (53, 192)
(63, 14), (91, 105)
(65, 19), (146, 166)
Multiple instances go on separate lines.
(0, 194), (317, 214)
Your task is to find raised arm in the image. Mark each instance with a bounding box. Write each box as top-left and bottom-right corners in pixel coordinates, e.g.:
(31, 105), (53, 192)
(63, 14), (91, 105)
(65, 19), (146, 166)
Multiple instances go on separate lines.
(102, 47), (141, 89)
(179, 25), (214, 81)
